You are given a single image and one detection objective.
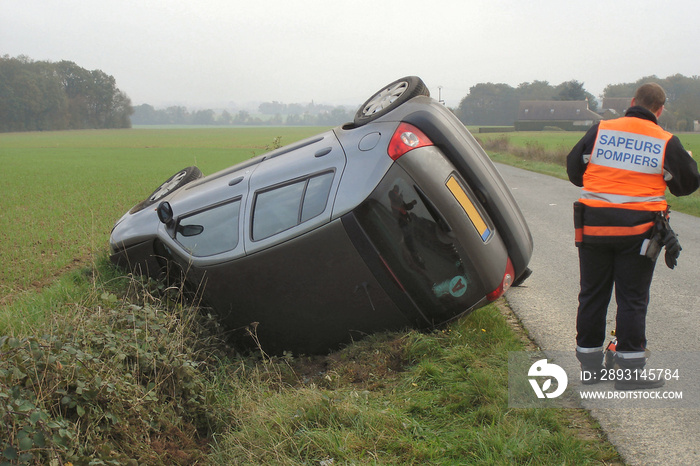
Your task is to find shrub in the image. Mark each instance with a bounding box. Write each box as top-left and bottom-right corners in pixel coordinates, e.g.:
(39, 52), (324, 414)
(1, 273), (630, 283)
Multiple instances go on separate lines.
(0, 276), (230, 465)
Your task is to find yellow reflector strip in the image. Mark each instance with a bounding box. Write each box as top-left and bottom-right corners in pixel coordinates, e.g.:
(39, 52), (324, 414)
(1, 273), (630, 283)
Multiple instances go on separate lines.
(446, 176), (490, 241)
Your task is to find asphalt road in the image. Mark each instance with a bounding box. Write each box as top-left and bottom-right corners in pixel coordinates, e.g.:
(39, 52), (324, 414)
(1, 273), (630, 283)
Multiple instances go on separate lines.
(497, 163), (700, 465)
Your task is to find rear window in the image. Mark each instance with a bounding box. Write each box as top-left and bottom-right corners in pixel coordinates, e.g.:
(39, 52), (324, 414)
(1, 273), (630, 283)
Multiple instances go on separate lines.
(353, 165), (484, 318)
(252, 171), (334, 241)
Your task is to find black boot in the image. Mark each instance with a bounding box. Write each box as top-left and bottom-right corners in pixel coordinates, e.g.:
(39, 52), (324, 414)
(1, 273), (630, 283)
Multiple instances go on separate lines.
(614, 352), (665, 390)
(576, 347), (605, 385)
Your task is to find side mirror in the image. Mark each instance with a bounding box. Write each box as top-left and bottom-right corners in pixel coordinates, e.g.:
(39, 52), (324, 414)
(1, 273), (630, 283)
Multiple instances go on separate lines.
(157, 201), (174, 225)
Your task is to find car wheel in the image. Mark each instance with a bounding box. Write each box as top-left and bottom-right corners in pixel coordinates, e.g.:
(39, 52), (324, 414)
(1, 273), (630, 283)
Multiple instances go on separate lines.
(353, 76), (430, 127)
(129, 166), (202, 213)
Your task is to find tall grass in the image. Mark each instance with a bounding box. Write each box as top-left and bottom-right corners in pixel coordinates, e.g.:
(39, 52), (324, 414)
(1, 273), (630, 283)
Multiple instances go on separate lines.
(0, 256), (229, 463)
(207, 302), (620, 465)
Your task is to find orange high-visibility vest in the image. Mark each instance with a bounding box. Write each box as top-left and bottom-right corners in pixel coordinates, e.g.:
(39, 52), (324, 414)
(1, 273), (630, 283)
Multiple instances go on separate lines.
(577, 117), (672, 240)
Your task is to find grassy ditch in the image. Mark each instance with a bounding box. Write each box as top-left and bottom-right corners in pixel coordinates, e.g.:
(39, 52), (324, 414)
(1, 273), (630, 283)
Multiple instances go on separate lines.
(1, 260), (217, 464)
(1, 258), (622, 464)
(475, 131), (700, 218)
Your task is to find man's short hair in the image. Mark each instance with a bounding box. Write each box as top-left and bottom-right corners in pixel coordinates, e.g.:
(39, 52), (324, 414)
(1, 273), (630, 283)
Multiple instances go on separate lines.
(634, 83), (666, 113)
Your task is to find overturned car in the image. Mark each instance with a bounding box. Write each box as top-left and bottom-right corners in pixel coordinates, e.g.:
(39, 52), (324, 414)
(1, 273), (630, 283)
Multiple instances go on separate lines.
(109, 76), (533, 354)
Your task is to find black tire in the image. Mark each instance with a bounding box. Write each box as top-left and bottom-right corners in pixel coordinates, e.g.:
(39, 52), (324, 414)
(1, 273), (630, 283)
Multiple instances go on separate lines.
(129, 166), (203, 214)
(353, 76), (430, 127)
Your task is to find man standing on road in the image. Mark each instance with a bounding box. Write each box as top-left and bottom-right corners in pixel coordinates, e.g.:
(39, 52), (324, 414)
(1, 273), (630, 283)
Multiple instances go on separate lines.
(567, 83), (700, 390)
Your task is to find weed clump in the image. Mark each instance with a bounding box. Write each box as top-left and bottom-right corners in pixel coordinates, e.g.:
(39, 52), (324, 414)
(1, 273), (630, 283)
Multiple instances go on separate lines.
(0, 272), (230, 465)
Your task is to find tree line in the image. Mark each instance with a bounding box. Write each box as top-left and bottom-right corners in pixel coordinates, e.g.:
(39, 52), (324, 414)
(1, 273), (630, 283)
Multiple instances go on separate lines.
(601, 74), (700, 132)
(456, 80), (596, 126)
(137, 75), (698, 131)
(131, 102), (355, 127)
(0, 55), (133, 132)
(3, 54), (698, 132)
(455, 75), (700, 131)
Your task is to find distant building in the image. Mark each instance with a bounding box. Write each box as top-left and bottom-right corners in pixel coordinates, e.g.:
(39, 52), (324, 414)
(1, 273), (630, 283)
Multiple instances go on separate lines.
(600, 97), (631, 119)
(515, 100), (601, 131)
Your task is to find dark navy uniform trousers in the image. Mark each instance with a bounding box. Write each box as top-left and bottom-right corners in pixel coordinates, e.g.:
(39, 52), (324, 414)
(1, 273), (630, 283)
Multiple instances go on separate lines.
(576, 237), (656, 353)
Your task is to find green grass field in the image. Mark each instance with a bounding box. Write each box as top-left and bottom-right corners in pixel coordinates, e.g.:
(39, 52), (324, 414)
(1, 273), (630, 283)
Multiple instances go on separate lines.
(0, 127), (325, 301)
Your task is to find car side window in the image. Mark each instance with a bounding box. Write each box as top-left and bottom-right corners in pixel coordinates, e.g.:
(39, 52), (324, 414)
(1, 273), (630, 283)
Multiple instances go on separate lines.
(301, 172), (334, 222)
(176, 199), (241, 256)
(252, 171), (334, 241)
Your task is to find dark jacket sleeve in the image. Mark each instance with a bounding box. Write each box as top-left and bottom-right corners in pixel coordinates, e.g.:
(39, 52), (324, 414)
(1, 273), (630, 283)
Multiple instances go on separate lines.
(566, 123), (599, 187)
(664, 136), (700, 197)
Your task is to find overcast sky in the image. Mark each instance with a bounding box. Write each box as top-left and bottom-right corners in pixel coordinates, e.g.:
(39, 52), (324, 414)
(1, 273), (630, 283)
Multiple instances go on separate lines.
(2, 0), (698, 109)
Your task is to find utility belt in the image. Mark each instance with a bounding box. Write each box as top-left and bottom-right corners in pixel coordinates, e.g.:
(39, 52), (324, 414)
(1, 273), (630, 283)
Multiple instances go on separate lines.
(573, 202), (682, 269)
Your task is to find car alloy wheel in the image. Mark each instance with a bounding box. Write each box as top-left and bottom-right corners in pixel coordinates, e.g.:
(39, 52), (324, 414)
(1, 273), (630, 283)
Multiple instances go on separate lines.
(149, 170), (188, 202)
(353, 76), (429, 127)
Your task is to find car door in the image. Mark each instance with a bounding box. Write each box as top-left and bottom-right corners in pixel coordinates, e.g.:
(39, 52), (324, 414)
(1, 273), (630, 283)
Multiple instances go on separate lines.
(244, 131), (346, 255)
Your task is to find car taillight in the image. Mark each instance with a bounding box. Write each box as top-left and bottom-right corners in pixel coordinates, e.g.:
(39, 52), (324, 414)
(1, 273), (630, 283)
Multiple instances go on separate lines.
(487, 257), (515, 301)
(388, 122), (433, 160)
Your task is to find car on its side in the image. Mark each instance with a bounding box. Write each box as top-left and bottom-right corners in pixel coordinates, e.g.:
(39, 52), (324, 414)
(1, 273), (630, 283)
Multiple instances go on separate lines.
(110, 76), (533, 354)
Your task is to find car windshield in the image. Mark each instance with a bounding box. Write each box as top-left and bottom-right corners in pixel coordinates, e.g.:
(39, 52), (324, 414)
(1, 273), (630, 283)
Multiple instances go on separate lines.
(354, 165), (484, 320)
